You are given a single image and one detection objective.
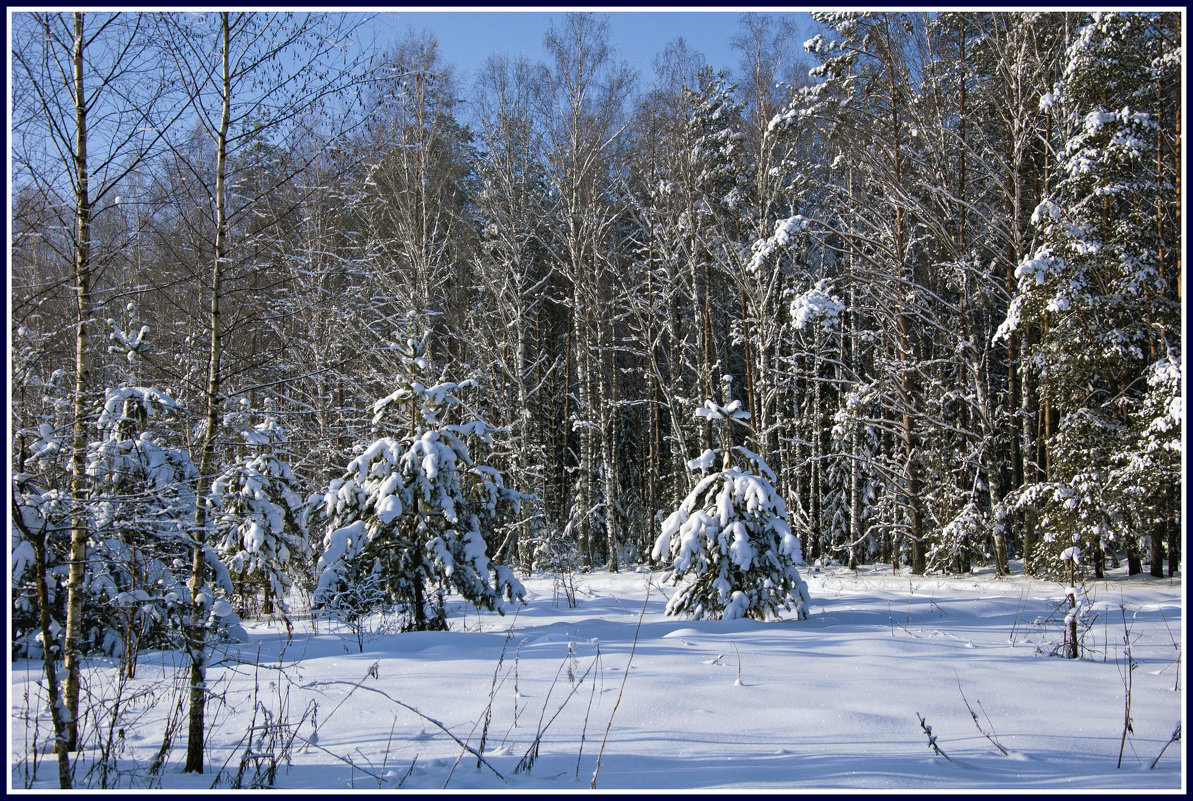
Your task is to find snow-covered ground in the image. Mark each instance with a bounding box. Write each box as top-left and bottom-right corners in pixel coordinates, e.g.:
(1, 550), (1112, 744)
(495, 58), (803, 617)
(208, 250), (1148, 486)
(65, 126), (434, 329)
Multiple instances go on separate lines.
(10, 564), (1185, 791)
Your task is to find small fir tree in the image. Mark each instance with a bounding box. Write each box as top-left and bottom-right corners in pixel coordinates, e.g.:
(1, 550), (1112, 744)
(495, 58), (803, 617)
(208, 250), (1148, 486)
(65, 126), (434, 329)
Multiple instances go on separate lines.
(314, 336), (525, 630)
(653, 398), (811, 620)
(87, 386), (202, 674)
(211, 402), (310, 616)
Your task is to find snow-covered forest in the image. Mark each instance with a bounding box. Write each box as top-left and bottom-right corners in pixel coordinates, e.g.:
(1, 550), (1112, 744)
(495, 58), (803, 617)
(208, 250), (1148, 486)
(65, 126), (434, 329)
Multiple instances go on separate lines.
(9, 10), (1183, 790)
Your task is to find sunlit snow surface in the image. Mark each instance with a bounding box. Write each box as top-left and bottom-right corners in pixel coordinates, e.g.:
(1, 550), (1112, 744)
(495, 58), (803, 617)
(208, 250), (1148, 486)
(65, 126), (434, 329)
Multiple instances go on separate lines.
(11, 564), (1183, 791)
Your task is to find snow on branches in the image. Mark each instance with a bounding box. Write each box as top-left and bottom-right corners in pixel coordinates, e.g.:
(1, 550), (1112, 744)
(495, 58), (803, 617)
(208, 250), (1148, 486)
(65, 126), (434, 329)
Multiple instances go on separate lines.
(654, 398), (810, 621)
(314, 337), (525, 630)
(211, 409), (310, 615)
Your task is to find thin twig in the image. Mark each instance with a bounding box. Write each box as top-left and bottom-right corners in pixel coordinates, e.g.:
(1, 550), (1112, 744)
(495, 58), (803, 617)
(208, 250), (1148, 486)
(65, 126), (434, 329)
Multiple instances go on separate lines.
(1117, 607), (1136, 769)
(148, 664), (188, 781)
(396, 754), (419, 787)
(309, 661), (379, 740)
(379, 713), (399, 787)
(516, 650), (599, 774)
(1149, 724), (1181, 770)
(479, 614), (519, 763)
(445, 616), (518, 787)
(575, 644), (603, 779)
(313, 677), (508, 782)
(888, 601), (921, 638)
(1008, 588), (1026, 645)
(516, 653), (569, 773)
(906, 579), (914, 627)
(1155, 606), (1182, 692)
(955, 674), (1008, 755)
(917, 713), (952, 762)
(302, 735), (385, 781)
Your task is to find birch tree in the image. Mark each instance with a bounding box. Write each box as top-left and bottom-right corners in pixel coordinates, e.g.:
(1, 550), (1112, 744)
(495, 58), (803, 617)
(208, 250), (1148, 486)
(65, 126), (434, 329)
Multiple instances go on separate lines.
(11, 10), (183, 761)
(471, 52), (566, 566)
(361, 31), (476, 365)
(537, 12), (634, 566)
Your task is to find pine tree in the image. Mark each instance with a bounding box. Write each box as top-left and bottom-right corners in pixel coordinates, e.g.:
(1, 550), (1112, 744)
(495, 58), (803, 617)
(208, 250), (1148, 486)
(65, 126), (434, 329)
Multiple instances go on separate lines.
(1112, 353), (1181, 575)
(314, 335), (525, 631)
(653, 398), (810, 620)
(996, 12), (1180, 578)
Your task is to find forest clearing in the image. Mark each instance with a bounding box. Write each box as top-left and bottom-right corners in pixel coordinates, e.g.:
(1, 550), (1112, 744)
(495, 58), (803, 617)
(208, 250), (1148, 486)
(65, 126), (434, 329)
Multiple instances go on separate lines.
(11, 565), (1183, 791)
(10, 10), (1182, 792)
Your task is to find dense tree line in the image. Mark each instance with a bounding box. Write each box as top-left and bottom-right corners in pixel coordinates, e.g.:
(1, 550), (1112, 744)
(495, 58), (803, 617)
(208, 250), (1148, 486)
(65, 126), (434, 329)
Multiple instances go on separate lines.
(9, 10), (1182, 782)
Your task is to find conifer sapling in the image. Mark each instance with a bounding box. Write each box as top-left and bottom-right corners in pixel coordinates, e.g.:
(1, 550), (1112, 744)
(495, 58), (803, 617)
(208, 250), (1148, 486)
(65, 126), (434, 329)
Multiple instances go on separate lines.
(653, 396), (810, 620)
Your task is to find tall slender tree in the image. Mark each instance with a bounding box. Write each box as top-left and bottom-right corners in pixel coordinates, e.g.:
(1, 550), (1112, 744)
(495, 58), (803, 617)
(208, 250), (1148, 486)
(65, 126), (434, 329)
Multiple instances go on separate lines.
(155, 10), (370, 772)
(537, 12), (635, 566)
(471, 51), (566, 566)
(11, 10), (184, 759)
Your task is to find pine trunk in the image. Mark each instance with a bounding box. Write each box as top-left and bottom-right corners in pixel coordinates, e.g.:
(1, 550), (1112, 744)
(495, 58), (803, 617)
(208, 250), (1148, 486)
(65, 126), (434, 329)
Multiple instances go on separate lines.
(1150, 526), (1166, 578)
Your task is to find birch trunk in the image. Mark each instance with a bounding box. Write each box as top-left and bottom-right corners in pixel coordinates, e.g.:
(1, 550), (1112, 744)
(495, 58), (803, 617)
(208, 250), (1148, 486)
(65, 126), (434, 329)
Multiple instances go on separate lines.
(62, 11), (91, 752)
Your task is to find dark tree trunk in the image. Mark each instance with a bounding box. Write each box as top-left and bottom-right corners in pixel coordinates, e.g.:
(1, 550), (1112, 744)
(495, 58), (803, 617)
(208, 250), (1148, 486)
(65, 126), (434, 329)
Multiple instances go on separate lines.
(1150, 526), (1166, 578)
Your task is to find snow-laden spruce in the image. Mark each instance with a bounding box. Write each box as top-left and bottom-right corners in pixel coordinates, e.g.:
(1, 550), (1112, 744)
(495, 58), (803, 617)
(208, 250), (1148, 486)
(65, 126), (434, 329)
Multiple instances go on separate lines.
(87, 388), (202, 664)
(314, 338), (525, 631)
(653, 398), (810, 620)
(210, 405), (310, 616)
(80, 385), (240, 671)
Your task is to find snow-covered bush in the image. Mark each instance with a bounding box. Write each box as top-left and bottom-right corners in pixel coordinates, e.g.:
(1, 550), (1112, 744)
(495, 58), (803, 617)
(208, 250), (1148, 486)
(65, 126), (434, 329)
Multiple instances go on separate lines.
(211, 409), (310, 616)
(1026, 540), (1097, 660)
(314, 338), (525, 631)
(317, 559), (400, 651)
(532, 524), (581, 608)
(653, 399), (810, 621)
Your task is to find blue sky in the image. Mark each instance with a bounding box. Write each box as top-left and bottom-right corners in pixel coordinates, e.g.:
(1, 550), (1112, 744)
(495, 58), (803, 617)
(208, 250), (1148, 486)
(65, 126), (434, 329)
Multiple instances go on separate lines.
(370, 10), (812, 90)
